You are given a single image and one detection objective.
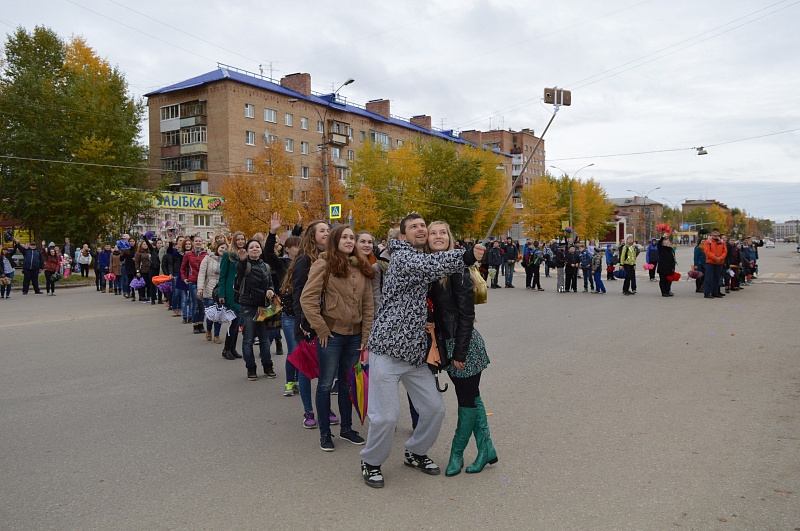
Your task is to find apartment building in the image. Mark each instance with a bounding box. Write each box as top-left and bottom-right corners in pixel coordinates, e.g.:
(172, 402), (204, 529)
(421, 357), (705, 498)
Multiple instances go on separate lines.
(145, 65), (534, 206)
(611, 196), (664, 242)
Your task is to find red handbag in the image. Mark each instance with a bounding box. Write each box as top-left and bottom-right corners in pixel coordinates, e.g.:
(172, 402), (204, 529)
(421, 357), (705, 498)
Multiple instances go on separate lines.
(287, 338), (319, 379)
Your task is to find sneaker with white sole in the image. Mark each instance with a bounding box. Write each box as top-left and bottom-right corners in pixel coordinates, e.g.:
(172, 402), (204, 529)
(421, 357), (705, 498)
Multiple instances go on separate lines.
(339, 430), (365, 445)
(283, 382), (295, 396)
(361, 461), (384, 488)
(303, 411), (317, 429)
(320, 435), (335, 452)
(403, 449), (441, 475)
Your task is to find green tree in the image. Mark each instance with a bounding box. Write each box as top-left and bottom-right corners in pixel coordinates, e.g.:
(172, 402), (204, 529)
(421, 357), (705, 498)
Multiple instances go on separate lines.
(0, 26), (149, 244)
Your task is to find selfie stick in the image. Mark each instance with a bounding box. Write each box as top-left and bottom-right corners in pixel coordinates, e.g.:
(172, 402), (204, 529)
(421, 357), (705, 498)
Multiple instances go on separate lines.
(481, 87), (570, 242)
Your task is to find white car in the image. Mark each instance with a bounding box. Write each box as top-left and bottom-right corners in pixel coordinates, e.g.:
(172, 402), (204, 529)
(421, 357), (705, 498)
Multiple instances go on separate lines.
(765, 240), (775, 248)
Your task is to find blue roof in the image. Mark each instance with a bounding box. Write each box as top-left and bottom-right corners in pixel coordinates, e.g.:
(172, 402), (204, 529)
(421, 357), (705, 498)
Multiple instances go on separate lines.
(145, 67), (499, 148)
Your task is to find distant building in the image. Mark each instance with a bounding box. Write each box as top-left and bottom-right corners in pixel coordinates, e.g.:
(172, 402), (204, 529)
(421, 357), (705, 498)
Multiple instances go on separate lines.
(682, 199), (729, 215)
(610, 196), (664, 242)
(774, 220), (800, 240)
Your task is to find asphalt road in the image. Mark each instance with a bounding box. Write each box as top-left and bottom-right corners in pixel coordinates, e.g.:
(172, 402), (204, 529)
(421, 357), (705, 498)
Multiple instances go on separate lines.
(1, 245), (798, 530)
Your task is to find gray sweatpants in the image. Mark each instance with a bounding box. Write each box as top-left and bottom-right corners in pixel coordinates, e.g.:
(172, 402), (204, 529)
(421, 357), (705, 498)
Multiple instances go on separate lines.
(359, 352), (445, 466)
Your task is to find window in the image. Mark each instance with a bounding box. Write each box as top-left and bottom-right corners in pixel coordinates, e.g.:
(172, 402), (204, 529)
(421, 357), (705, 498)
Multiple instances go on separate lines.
(194, 214), (211, 227)
(245, 104), (254, 118)
(317, 120), (324, 133)
(160, 104), (179, 121)
(285, 113), (293, 127)
(300, 117), (308, 130)
(178, 213), (186, 223)
(264, 108), (277, 123)
(182, 126), (207, 145)
(301, 141), (309, 155)
(335, 167), (349, 182)
(265, 134), (277, 146)
(347, 150), (354, 161)
(246, 158), (254, 172)
(161, 130), (180, 147)
(301, 190), (308, 202)
(370, 131), (390, 147)
(285, 138), (294, 152)
(301, 166), (310, 179)
(246, 131), (255, 145)
(348, 127), (353, 140)
(289, 189), (295, 202)
(397, 139), (404, 148)
(330, 147), (341, 160)
(360, 131), (366, 141)
(164, 213), (172, 221)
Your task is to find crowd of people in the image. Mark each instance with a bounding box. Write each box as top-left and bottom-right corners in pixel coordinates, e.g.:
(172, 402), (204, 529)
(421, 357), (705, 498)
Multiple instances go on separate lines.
(1, 221), (766, 488)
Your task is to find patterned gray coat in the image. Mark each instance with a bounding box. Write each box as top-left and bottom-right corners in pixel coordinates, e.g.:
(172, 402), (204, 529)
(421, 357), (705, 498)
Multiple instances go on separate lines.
(367, 239), (472, 367)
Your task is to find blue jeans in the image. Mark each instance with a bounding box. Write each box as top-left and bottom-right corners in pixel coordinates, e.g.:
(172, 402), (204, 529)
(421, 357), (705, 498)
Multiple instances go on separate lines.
(593, 270), (606, 293)
(582, 267), (594, 290)
(240, 305), (271, 369)
(704, 264), (722, 296)
(169, 279), (178, 309)
(504, 261), (515, 286)
(120, 271), (129, 294)
(179, 289), (190, 319)
(203, 298), (222, 337)
(1, 271), (12, 297)
(316, 332), (361, 438)
(283, 315), (314, 413)
(186, 281), (201, 324)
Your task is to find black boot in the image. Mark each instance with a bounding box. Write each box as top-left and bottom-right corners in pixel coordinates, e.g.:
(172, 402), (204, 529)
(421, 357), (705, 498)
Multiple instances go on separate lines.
(275, 338), (284, 356)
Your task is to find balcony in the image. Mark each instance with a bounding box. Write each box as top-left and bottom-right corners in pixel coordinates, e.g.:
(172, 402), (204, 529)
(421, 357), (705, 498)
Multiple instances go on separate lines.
(331, 157), (349, 168)
(181, 143), (207, 155)
(161, 145), (180, 158)
(180, 115), (207, 128)
(180, 171), (208, 183)
(328, 132), (349, 146)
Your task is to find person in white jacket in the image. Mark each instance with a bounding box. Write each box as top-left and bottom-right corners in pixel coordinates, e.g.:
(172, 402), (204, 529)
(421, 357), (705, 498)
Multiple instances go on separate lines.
(197, 243), (227, 343)
(76, 244), (93, 278)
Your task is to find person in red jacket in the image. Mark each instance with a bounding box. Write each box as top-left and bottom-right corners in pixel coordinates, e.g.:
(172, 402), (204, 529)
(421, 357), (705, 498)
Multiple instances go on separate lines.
(181, 236), (209, 333)
(43, 246), (61, 296)
(703, 228), (727, 299)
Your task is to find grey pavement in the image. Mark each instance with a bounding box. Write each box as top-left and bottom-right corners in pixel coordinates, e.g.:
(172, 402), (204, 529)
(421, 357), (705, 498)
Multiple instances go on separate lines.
(1, 245), (799, 530)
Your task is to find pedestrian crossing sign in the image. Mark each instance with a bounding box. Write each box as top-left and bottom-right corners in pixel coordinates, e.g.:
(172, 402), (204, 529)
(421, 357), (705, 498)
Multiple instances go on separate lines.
(330, 204), (342, 219)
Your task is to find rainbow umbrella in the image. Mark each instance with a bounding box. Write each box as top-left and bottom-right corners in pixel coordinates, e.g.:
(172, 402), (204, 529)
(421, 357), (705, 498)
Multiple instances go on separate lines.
(347, 357), (369, 425)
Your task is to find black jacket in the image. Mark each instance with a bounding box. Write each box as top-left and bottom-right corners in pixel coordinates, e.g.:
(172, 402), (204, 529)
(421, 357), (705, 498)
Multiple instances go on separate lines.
(554, 248), (567, 268)
(291, 253), (313, 342)
(502, 243), (518, 262)
(235, 257), (273, 308)
(656, 238), (676, 275)
(264, 232), (294, 317)
(565, 251), (580, 269)
(144, 239), (161, 275)
(428, 269), (474, 363)
(121, 248), (137, 275)
(162, 243), (177, 276)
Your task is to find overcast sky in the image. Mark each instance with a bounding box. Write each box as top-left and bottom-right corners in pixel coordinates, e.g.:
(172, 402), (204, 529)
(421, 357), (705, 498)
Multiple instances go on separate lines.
(4, 0), (799, 222)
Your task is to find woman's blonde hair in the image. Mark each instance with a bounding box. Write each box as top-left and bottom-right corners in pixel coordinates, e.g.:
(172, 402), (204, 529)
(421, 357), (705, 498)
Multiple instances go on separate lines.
(227, 231), (246, 262)
(426, 221), (455, 287)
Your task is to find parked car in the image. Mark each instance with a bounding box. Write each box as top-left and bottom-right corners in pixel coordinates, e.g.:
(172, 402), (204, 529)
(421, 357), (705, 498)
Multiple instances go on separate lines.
(765, 240), (775, 248)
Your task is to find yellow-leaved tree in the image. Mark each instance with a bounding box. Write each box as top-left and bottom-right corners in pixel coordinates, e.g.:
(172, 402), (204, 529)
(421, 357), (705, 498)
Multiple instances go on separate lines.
(218, 140), (295, 236)
(519, 176), (567, 241)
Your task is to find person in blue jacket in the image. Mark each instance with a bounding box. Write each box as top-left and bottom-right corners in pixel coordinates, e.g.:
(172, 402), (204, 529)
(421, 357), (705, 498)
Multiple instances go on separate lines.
(487, 241), (503, 289)
(693, 236), (707, 293)
(645, 238), (659, 281)
(96, 244), (112, 292)
(13, 239), (43, 295)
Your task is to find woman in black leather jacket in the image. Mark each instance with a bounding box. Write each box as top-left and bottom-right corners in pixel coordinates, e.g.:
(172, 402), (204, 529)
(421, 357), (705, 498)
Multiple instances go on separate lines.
(235, 239), (276, 381)
(426, 221), (497, 478)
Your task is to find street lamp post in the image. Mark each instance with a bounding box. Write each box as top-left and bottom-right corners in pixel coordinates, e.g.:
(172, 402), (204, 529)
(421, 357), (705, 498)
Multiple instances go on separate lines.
(550, 163), (594, 241)
(289, 78), (354, 223)
(627, 186), (660, 241)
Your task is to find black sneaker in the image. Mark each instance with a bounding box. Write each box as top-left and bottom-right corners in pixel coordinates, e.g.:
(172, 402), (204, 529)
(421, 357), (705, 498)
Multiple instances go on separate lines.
(274, 340), (284, 355)
(320, 435), (335, 452)
(361, 461), (384, 488)
(247, 367), (258, 381)
(221, 349), (235, 360)
(340, 430), (366, 445)
(264, 364), (277, 379)
(231, 349), (242, 359)
(403, 450), (440, 475)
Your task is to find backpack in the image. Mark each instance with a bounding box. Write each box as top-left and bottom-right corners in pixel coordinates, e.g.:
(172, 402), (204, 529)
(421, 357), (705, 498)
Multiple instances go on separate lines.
(611, 253), (619, 266)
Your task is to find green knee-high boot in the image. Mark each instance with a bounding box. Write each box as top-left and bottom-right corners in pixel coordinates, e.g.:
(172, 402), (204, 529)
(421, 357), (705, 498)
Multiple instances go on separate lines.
(445, 406), (478, 477)
(466, 396), (498, 473)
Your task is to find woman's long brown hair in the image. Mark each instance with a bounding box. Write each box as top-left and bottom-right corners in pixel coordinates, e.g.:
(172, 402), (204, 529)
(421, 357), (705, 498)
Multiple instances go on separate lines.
(326, 225), (375, 279)
(281, 220), (327, 294)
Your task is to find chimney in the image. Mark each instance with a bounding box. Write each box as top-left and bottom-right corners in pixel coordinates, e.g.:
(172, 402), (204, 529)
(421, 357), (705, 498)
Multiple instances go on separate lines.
(410, 115), (432, 130)
(280, 73), (311, 97)
(366, 99), (391, 119)
(460, 130), (482, 147)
